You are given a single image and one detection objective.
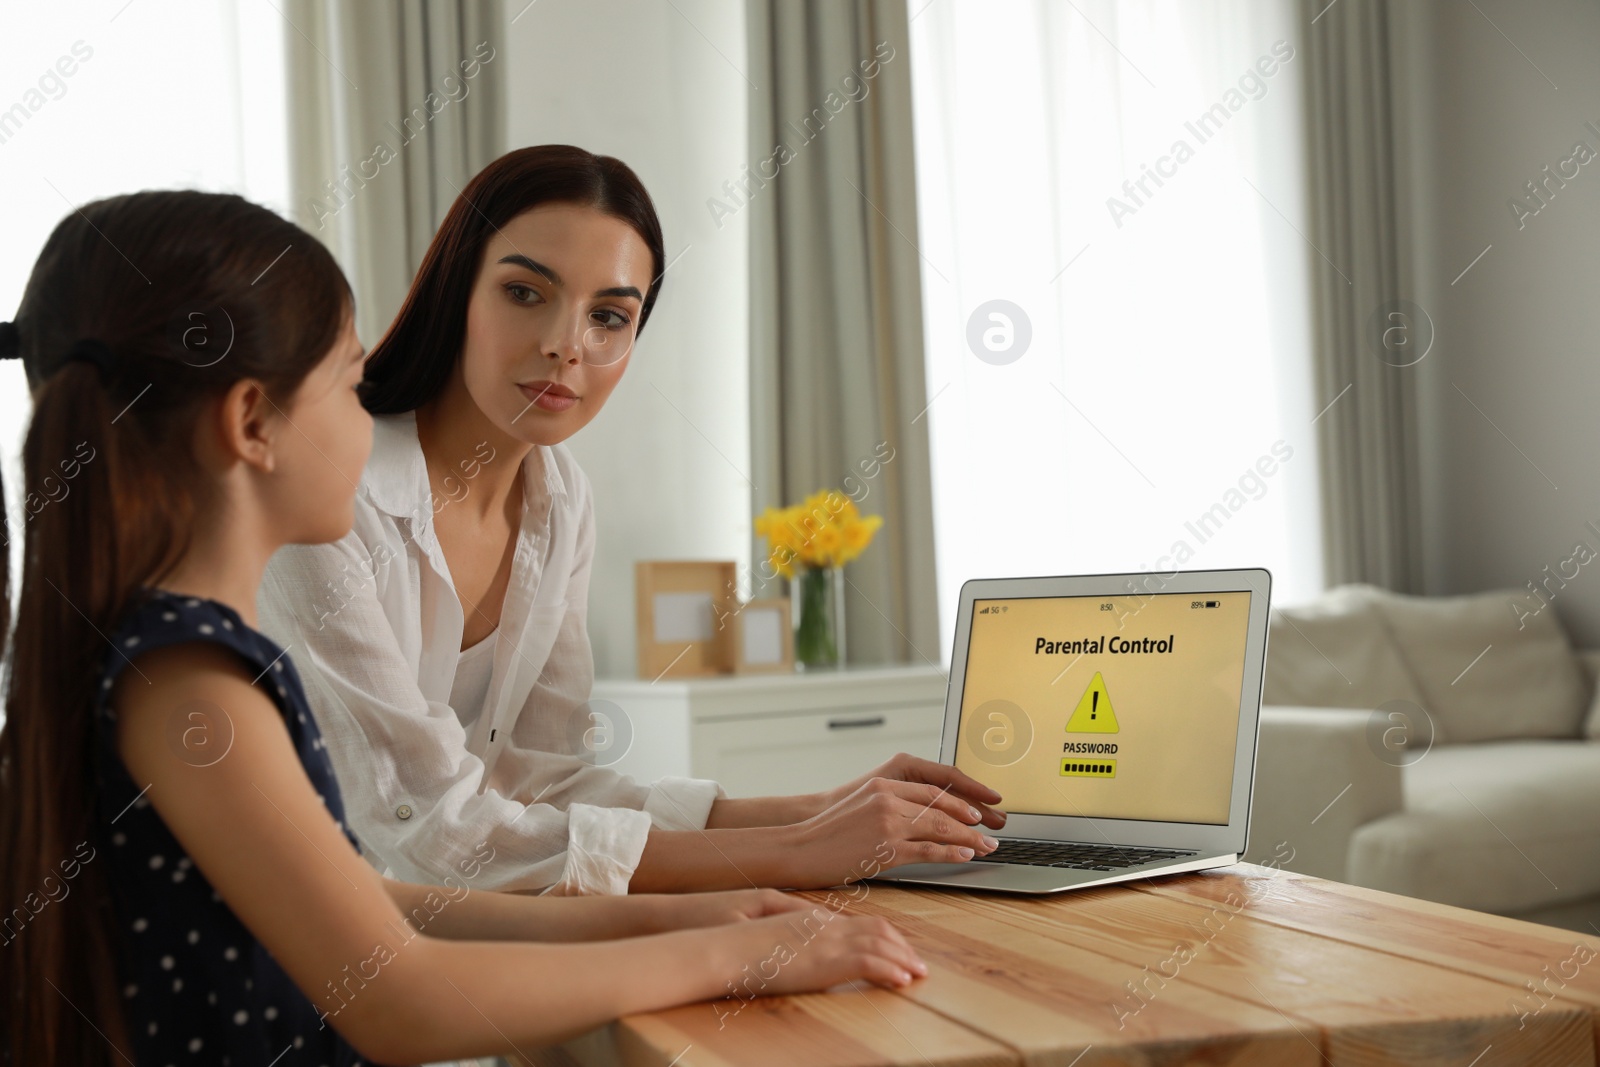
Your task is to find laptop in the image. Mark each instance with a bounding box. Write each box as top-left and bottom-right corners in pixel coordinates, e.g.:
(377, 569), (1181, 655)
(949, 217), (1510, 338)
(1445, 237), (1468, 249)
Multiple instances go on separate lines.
(874, 568), (1271, 895)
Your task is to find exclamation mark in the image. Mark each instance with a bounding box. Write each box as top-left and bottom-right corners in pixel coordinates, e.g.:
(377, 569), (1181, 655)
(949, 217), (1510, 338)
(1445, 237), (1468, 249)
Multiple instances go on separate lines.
(1091, 692), (1098, 721)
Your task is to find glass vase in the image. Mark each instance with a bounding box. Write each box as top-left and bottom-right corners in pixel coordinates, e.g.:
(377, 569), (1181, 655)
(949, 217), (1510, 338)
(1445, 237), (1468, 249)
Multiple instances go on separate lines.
(794, 565), (845, 670)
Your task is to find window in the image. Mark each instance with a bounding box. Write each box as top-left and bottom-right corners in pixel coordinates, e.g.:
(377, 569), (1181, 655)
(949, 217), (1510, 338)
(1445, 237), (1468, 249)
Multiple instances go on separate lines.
(908, 0), (1324, 657)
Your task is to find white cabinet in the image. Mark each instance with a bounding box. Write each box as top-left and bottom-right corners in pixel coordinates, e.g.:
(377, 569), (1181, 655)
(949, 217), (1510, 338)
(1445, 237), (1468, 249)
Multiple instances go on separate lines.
(592, 665), (949, 798)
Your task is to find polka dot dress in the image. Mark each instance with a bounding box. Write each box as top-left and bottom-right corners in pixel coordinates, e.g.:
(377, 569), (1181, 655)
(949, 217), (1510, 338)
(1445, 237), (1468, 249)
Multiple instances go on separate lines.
(94, 591), (394, 1067)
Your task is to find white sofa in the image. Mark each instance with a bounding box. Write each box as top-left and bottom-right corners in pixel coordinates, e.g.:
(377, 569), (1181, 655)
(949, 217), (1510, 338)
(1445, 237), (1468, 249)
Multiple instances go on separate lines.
(1241, 584), (1600, 932)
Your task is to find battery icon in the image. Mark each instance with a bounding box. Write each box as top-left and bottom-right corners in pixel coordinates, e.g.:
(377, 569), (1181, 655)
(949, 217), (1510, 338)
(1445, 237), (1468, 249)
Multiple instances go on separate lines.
(1204, 601), (1221, 608)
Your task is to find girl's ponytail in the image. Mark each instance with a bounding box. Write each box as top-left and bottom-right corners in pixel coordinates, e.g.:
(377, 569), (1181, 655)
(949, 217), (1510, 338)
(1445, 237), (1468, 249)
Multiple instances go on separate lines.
(1, 352), (141, 1063)
(1, 318), (16, 644)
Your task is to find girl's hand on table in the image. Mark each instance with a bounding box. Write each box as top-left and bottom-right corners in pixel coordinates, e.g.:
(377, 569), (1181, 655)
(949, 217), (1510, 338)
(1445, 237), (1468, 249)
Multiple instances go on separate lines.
(710, 911), (928, 993)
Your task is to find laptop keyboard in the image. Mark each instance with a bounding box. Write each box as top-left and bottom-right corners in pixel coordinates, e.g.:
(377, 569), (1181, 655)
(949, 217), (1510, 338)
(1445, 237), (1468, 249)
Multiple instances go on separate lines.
(980, 839), (1196, 871)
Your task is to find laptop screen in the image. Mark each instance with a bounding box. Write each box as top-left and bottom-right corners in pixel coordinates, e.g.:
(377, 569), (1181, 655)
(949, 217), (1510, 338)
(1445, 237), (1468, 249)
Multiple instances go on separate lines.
(954, 590), (1253, 826)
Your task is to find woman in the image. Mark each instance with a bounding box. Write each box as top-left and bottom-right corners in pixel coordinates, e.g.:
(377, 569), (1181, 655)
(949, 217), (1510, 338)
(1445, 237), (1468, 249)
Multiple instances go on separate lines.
(259, 145), (1004, 896)
(0, 189), (923, 1066)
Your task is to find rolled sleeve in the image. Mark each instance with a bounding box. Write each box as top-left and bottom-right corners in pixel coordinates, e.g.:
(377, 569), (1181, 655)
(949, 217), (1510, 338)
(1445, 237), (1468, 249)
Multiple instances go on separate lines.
(546, 775), (728, 895)
(644, 775), (725, 831)
(544, 804), (655, 896)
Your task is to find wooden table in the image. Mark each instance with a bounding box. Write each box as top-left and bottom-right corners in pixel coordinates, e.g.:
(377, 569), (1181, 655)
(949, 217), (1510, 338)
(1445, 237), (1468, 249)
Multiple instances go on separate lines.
(528, 863), (1600, 1066)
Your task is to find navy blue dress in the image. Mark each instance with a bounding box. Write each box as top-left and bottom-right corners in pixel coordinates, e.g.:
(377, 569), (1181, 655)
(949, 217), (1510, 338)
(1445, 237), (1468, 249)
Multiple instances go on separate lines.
(94, 590), (391, 1066)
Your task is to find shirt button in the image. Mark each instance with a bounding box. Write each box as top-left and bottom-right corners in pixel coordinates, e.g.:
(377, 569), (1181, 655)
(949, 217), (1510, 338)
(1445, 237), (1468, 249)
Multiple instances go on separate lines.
(396, 804), (413, 820)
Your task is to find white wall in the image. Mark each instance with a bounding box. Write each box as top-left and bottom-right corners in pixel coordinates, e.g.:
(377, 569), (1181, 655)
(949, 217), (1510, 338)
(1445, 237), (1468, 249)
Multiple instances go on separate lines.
(501, 0), (752, 678)
(1396, 1), (1600, 643)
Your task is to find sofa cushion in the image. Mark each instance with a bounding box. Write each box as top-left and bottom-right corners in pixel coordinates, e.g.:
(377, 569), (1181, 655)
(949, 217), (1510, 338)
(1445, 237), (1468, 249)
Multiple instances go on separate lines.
(1263, 585), (1427, 711)
(1371, 588), (1587, 744)
(1250, 706), (1404, 883)
(1347, 739), (1600, 914)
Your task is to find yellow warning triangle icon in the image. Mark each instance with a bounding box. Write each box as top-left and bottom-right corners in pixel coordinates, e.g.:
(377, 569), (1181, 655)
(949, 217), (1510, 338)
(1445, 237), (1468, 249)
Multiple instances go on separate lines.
(1066, 672), (1119, 733)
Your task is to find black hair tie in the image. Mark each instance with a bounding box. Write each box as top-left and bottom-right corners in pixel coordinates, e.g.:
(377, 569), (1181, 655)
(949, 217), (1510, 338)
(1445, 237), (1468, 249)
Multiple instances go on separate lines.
(65, 338), (115, 378)
(0, 325), (115, 378)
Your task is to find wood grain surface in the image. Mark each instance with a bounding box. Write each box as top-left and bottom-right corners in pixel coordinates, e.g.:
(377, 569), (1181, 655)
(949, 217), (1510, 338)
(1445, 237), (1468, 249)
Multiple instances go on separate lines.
(519, 863), (1600, 1067)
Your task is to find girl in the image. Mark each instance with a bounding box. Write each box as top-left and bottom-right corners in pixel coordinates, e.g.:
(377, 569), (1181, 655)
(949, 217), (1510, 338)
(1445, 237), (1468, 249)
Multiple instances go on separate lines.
(0, 190), (924, 1066)
(259, 146), (1006, 896)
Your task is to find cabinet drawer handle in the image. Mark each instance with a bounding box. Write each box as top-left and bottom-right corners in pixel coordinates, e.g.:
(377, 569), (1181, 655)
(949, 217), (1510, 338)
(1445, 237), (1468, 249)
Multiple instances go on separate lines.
(827, 715), (887, 730)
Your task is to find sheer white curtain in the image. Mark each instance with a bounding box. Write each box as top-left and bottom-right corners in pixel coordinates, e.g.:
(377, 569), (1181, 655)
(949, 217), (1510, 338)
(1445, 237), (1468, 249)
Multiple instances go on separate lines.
(909, 0), (1324, 657)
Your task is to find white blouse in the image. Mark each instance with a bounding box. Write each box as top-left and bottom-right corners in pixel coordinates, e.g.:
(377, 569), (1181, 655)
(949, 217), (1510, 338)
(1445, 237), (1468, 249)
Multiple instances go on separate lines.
(449, 627), (497, 732)
(258, 411), (723, 895)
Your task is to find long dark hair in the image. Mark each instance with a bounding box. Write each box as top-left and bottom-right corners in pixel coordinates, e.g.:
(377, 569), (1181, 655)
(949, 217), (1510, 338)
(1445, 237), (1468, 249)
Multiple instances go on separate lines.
(0, 190), (349, 1065)
(361, 144), (666, 414)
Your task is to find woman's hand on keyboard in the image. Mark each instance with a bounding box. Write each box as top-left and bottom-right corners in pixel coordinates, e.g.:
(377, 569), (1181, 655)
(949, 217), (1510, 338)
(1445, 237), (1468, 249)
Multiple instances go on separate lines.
(822, 753), (1008, 831)
(777, 776), (1002, 887)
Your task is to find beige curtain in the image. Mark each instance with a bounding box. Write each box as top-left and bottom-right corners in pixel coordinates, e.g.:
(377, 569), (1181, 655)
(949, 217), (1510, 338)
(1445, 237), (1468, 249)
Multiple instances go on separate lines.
(746, 0), (940, 666)
(1300, 0), (1424, 591)
(285, 0), (502, 346)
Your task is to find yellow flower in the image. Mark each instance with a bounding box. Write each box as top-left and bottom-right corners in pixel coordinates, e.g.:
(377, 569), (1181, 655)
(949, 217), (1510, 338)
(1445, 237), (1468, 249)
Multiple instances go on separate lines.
(814, 524), (844, 563)
(754, 490), (882, 574)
